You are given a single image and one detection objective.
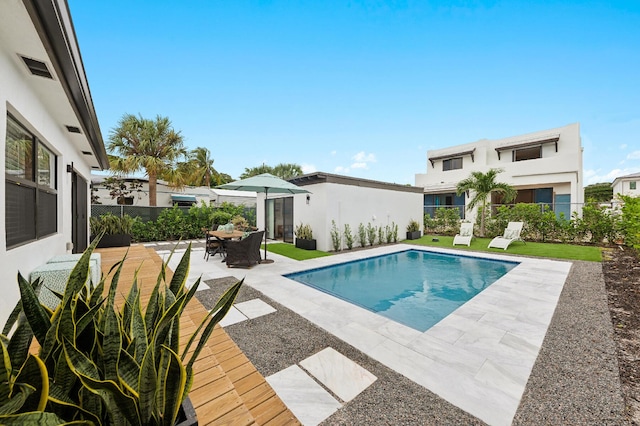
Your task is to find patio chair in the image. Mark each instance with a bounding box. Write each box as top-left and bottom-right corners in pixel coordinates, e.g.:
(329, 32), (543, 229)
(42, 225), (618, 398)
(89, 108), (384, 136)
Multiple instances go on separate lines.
(453, 222), (474, 247)
(205, 223), (223, 261)
(488, 221), (525, 250)
(225, 231), (264, 268)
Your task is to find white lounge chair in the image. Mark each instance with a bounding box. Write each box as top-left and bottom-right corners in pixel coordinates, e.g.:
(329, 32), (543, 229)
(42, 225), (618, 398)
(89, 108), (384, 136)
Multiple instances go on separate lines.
(453, 222), (474, 246)
(488, 221), (525, 250)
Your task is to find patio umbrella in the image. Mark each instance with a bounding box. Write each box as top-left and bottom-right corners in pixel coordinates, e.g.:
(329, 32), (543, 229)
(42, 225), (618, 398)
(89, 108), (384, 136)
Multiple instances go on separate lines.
(217, 173), (310, 263)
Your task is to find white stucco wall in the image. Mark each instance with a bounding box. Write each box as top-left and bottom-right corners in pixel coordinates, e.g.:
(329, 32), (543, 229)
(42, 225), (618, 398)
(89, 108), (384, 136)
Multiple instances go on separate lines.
(0, 48), (94, 325)
(281, 182), (423, 252)
(612, 179), (640, 198)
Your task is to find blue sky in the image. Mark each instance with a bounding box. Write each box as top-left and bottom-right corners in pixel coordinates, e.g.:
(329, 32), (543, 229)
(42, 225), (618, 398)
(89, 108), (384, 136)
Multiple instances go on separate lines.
(68, 0), (640, 185)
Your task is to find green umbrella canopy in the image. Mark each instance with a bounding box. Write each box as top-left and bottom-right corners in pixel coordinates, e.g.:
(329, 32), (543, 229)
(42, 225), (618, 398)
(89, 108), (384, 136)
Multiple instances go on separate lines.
(217, 173), (310, 194)
(216, 173), (310, 263)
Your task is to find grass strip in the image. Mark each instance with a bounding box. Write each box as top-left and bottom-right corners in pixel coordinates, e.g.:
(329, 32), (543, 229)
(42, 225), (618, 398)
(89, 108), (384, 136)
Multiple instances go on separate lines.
(262, 243), (332, 261)
(410, 234), (603, 262)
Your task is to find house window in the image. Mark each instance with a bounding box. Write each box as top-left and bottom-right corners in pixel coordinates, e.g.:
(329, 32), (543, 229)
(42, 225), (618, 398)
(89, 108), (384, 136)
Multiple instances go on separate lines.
(5, 114), (57, 248)
(513, 146), (542, 162)
(631, 181), (637, 190)
(442, 157), (463, 171)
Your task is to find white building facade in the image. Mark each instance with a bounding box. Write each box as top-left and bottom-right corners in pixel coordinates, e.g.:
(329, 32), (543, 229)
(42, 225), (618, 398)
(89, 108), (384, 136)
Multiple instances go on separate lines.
(257, 172), (424, 252)
(1, 0), (109, 325)
(415, 123), (584, 222)
(611, 172), (640, 199)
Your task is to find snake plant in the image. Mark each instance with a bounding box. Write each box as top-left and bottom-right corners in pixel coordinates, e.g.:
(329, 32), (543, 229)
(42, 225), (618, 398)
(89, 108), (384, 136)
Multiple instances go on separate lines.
(0, 237), (241, 425)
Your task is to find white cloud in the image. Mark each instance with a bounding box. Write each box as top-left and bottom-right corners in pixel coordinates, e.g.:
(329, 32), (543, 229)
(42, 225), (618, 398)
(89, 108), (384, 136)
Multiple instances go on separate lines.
(301, 163), (317, 174)
(353, 151), (376, 163)
(351, 162), (368, 169)
(620, 144), (628, 150)
(627, 150), (640, 160)
(334, 166), (349, 174)
(585, 167), (640, 185)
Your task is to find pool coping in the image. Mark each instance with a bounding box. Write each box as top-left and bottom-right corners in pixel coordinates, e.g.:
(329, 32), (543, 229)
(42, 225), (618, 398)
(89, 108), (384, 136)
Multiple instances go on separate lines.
(235, 244), (572, 426)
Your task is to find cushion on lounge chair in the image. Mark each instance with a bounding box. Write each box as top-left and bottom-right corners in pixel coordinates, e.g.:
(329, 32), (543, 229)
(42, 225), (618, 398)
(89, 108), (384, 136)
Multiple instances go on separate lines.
(504, 228), (518, 239)
(460, 227), (473, 237)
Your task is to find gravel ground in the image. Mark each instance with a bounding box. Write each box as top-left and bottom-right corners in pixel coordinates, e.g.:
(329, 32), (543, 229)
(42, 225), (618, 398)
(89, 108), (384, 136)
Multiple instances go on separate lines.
(185, 244), (627, 425)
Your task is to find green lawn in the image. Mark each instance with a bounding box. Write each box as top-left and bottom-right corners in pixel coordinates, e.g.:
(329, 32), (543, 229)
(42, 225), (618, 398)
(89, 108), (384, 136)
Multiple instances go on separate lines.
(262, 243), (332, 260)
(263, 237), (603, 262)
(410, 234), (603, 262)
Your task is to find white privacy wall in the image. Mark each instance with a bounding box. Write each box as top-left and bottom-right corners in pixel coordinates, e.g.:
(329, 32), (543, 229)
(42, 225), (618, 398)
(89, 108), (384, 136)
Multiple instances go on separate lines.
(293, 182), (424, 252)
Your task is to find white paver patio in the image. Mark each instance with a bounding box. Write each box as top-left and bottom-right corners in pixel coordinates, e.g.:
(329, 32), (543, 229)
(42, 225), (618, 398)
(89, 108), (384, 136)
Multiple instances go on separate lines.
(165, 241), (571, 426)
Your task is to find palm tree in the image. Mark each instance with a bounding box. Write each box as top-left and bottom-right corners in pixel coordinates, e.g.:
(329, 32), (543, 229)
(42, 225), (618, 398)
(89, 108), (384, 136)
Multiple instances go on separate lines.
(108, 114), (186, 206)
(239, 163), (303, 180)
(456, 168), (517, 237)
(186, 147), (218, 187)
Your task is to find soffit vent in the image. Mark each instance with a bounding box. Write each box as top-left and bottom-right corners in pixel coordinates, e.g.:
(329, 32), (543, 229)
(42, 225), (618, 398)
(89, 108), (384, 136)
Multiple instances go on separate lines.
(66, 125), (82, 134)
(20, 56), (54, 79)
(82, 151), (92, 155)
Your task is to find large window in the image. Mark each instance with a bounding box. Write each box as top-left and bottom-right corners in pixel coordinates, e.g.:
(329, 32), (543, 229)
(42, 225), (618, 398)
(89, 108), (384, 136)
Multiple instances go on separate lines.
(5, 114), (57, 248)
(442, 157), (463, 171)
(513, 146), (542, 162)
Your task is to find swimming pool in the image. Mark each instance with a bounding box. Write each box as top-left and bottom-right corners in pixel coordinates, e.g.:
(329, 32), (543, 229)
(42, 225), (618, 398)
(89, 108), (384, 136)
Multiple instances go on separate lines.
(285, 249), (519, 332)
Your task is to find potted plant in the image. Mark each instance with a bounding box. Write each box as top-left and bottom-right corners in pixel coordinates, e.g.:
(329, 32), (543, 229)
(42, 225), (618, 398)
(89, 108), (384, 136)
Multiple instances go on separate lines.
(90, 213), (134, 247)
(406, 219), (422, 240)
(0, 239), (241, 425)
(294, 223), (316, 250)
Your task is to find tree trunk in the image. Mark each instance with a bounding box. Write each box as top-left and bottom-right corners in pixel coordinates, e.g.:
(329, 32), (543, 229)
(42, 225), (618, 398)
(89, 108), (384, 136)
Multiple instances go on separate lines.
(149, 173), (157, 206)
(480, 199), (487, 237)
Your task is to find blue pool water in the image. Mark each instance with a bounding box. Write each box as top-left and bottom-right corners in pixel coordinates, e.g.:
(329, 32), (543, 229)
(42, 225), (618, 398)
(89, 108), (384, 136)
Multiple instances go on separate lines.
(285, 250), (519, 332)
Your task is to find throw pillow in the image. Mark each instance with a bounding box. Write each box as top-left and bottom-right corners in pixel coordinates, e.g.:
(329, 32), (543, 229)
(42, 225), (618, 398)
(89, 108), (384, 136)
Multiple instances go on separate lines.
(460, 227), (472, 237)
(503, 229), (518, 239)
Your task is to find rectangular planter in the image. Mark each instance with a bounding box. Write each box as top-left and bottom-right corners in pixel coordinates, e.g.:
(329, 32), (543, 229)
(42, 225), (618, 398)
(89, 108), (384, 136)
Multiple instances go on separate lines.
(406, 231), (421, 240)
(295, 238), (317, 250)
(92, 234), (132, 248)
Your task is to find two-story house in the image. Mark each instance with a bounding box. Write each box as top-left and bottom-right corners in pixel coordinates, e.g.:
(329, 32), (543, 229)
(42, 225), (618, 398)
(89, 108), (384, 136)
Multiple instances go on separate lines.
(611, 172), (640, 199)
(415, 123), (584, 222)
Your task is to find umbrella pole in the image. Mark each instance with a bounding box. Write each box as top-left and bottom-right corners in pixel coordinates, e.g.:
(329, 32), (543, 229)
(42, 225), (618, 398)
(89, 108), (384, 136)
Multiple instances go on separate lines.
(261, 187), (274, 264)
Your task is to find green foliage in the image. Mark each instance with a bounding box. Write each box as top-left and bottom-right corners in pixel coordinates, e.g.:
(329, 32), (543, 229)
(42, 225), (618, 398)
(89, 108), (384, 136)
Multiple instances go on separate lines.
(358, 223), (367, 248)
(265, 243), (331, 260)
(584, 183), (613, 203)
(378, 226), (385, 245)
(231, 215), (250, 231)
(620, 196), (640, 248)
(344, 224), (354, 249)
(239, 163), (303, 180)
(391, 222), (399, 243)
(385, 225), (392, 243)
(330, 220), (341, 251)
(0, 240), (242, 425)
(366, 223), (376, 246)
(573, 203), (620, 244)
(406, 219), (420, 232)
(422, 208), (459, 235)
(90, 213), (134, 236)
(295, 223), (313, 240)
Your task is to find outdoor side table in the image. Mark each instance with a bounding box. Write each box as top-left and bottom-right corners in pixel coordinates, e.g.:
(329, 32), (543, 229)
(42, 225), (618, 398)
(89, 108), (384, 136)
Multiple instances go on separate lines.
(47, 253), (101, 285)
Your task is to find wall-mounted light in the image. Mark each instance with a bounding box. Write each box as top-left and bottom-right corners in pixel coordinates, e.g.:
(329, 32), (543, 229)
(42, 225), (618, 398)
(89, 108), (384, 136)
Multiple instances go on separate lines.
(66, 162), (74, 173)
(306, 194), (311, 205)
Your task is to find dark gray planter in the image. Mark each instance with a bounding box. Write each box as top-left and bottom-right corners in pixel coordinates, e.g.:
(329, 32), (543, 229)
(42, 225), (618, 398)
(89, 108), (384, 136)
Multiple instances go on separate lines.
(92, 234), (132, 248)
(175, 396), (198, 426)
(295, 238), (317, 250)
(406, 231), (421, 240)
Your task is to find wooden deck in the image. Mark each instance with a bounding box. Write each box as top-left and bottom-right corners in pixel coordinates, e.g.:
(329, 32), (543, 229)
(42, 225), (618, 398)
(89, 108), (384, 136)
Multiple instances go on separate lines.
(96, 245), (300, 425)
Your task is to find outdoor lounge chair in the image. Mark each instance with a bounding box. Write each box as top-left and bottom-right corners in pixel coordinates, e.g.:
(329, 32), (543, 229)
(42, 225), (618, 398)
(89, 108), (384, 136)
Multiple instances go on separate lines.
(488, 221), (525, 250)
(225, 231), (264, 268)
(453, 222), (474, 246)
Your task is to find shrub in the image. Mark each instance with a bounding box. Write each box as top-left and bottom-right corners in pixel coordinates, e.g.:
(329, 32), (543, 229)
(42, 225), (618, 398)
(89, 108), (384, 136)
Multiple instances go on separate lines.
(366, 223), (376, 246)
(90, 213), (134, 235)
(620, 195), (640, 248)
(391, 222), (399, 242)
(344, 224), (354, 249)
(406, 219), (420, 233)
(231, 215), (250, 231)
(378, 226), (385, 244)
(330, 220), (341, 251)
(295, 223), (313, 240)
(358, 223), (367, 247)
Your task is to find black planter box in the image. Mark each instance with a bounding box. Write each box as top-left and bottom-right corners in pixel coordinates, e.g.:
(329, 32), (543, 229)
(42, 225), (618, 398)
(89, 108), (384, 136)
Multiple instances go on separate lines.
(175, 396), (198, 426)
(92, 234), (132, 248)
(295, 238), (317, 250)
(406, 231), (421, 240)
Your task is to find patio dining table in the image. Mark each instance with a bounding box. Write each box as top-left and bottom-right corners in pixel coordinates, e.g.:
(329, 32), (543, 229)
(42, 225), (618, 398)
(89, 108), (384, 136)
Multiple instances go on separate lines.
(208, 230), (246, 261)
